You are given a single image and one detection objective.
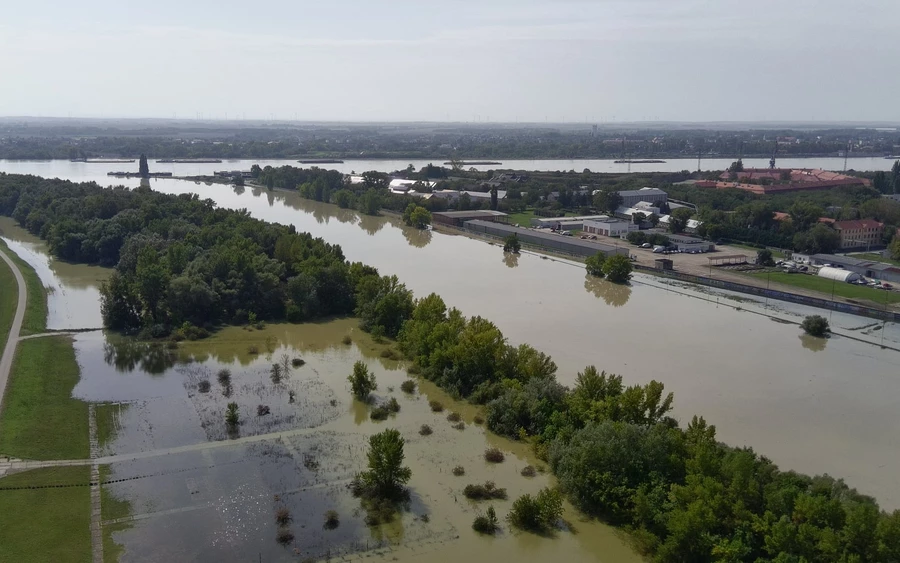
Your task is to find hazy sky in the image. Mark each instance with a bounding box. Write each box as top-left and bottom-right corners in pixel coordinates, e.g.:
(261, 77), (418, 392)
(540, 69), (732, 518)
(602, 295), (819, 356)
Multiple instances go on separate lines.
(2, 0), (899, 122)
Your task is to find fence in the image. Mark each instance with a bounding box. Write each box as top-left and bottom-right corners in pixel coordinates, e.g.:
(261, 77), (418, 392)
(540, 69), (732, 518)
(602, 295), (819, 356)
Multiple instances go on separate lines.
(634, 265), (899, 322)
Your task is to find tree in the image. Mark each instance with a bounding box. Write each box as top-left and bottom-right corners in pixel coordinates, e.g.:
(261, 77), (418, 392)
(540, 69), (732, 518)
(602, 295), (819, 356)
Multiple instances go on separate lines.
(138, 154), (149, 178)
(358, 188), (381, 215)
(892, 160), (900, 194)
(594, 189), (623, 213)
(403, 203), (431, 229)
(627, 231), (647, 246)
(225, 402), (239, 428)
(793, 223), (839, 254)
(801, 315), (829, 337)
(788, 201), (824, 231)
(757, 248), (775, 266)
(728, 159), (744, 173)
(891, 238), (900, 261)
(585, 252), (606, 277)
(507, 488), (563, 532)
(669, 208), (694, 234)
(348, 361), (377, 400)
(503, 233), (521, 253)
(360, 428), (412, 496)
(603, 254), (632, 283)
(632, 212), (647, 225)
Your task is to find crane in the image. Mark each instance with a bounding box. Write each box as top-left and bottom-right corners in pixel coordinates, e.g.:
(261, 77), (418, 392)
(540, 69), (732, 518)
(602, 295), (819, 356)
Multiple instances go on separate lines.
(769, 141), (778, 169)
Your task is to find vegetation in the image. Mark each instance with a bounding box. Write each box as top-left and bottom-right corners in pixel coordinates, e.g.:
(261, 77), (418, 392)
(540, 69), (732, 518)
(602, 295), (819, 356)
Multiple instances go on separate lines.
(749, 272), (900, 305)
(626, 231), (670, 247)
(452, 465), (465, 476)
(402, 203), (432, 229)
(275, 507), (292, 525)
(419, 424), (433, 436)
(463, 482), (508, 501)
(225, 402), (239, 428)
(0, 336), (88, 460)
(520, 465), (537, 477)
(757, 248), (775, 266)
(472, 506), (500, 535)
(428, 400), (444, 412)
(348, 361), (377, 400)
(602, 254), (633, 284)
(446, 411), (461, 423)
(0, 247), (18, 350)
(355, 428), (412, 498)
(507, 488), (563, 533)
(400, 379), (416, 393)
(0, 239), (48, 336)
(324, 510), (340, 530)
(484, 448), (505, 463)
(503, 233), (521, 253)
(585, 252), (606, 277)
(0, 467), (91, 562)
(801, 315), (830, 337)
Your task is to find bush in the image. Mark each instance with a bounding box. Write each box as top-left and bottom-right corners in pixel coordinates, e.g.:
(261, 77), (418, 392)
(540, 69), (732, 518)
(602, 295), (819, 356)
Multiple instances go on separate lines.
(473, 415), (484, 425)
(520, 465), (536, 477)
(486, 376), (568, 439)
(370, 405), (390, 421)
(452, 421), (466, 430)
(342, 334), (352, 345)
(503, 233), (521, 253)
(380, 348), (400, 360)
(348, 361), (377, 400)
(217, 369), (232, 386)
(627, 231), (647, 245)
(225, 402), (239, 428)
(275, 507), (292, 525)
(198, 380), (211, 393)
(247, 344), (259, 355)
(484, 448), (505, 463)
(447, 412), (461, 423)
(429, 400), (444, 412)
(419, 424), (433, 436)
(507, 488), (562, 532)
(324, 510), (340, 530)
(472, 506), (499, 534)
(801, 315), (830, 337)
(452, 465), (465, 476)
(400, 380), (416, 394)
(386, 397), (401, 413)
(463, 481), (508, 500)
(276, 527), (294, 545)
(291, 357), (305, 367)
(257, 404), (270, 416)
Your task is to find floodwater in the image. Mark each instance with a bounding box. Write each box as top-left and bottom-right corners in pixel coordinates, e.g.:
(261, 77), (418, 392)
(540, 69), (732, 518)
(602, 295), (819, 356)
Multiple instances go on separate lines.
(0, 171), (898, 511)
(89, 321), (641, 562)
(0, 216), (109, 329)
(0, 155), (896, 187)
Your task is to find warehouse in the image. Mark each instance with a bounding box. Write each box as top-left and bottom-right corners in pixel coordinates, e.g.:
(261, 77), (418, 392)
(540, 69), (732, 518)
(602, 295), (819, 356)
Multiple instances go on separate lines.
(464, 220), (628, 258)
(582, 217), (638, 238)
(530, 215), (611, 230)
(665, 234), (716, 253)
(817, 266), (862, 283)
(432, 210), (509, 228)
(808, 254), (900, 283)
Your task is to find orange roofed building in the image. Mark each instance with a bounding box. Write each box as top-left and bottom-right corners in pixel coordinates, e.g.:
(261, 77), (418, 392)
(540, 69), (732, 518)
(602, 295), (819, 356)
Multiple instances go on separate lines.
(704, 168), (870, 195)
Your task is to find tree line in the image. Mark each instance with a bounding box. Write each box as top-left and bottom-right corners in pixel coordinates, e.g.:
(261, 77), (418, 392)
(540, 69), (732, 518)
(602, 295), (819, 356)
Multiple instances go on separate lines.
(0, 172), (897, 561)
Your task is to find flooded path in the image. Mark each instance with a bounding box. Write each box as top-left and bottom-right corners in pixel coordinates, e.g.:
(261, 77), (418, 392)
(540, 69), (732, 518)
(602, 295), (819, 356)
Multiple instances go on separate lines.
(0, 173), (897, 510)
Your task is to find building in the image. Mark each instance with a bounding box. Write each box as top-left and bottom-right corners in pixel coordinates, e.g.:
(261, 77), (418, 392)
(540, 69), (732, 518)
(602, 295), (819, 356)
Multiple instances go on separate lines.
(817, 266), (862, 284)
(431, 189), (507, 202)
(665, 233), (715, 252)
(530, 215), (613, 230)
(656, 215), (702, 233)
(432, 210), (509, 228)
(808, 254), (900, 284)
(583, 217), (638, 238)
(616, 187), (668, 208)
(464, 220), (628, 258)
(707, 168), (870, 195)
(833, 219), (884, 250)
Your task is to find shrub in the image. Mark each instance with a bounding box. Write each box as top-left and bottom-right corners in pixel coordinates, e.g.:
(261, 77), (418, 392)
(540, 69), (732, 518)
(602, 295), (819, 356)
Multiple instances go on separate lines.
(463, 482), (508, 501)
(291, 357), (305, 367)
(270, 363), (283, 384)
(370, 405), (390, 421)
(257, 405), (271, 416)
(801, 315), (830, 337)
(197, 380), (211, 393)
(419, 424), (433, 436)
(275, 507), (292, 525)
(276, 527), (294, 545)
(472, 506), (499, 535)
(473, 415), (484, 425)
(225, 402), (239, 428)
(452, 421), (466, 430)
(484, 448), (505, 463)
(342, 334), (352, 345)
(507, 488), (562, 532)
(452, 465), (465, 476)
(247, 344), (259, 355)
(380, 348), (400, 360)
(429, 400), (444, 412)
(520, 465), (536, 477)
(447, 412), (461, 423)
(407, 365), (421, 375)
(217, 369), (232, 386)
(386, 397), (401, 413)
(503, 233), (521, 253)
(324, 510), (340, 530)
(400, 380), (416, 394)
(348, 361), (377, 400)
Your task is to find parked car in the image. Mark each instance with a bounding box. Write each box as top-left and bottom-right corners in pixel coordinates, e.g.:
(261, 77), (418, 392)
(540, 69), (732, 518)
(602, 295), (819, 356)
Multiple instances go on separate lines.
(641, 243), (652, 248)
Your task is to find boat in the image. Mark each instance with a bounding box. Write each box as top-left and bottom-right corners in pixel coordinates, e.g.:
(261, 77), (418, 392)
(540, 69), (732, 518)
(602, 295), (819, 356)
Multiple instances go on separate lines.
(71, 158), (135, 163)
(614, 159), (666, 164)
(298, 159), (344, 164)
(156, 159), (222, 163)
(443, 161), (502, 166)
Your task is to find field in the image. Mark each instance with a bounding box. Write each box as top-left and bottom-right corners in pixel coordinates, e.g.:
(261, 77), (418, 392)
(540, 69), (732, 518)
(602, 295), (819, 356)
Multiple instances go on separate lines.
(0, 336), (88, 460)
(748, 271), (900, 305)
(0, 239), (47, 335)
(505, 209), (576, 227)
(0, 466), (92, 563)
(0, 246), (16, 351)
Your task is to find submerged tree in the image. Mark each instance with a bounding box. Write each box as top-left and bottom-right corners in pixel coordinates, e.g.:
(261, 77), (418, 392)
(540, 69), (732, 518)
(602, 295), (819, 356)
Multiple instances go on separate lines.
(348, 361), (377, 400)
(503, 233), (521, 254)
(602, 254), (632, 283)
(585, 252), (606, 277)
(359, 428), (411, 497)
(801, 315), (830, 337)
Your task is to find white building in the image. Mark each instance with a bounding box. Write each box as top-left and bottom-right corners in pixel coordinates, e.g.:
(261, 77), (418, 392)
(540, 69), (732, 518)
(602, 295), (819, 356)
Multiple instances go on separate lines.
(583, 218), (638, 238)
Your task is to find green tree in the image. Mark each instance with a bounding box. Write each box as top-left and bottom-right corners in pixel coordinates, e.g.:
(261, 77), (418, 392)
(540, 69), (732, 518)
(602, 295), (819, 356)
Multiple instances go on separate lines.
(593, 189), (623, 213)
(728, 159), (744, 173)
(138, 154), (150, 178)
(403, 203), (431, 229)
(801, 315), (829, 337)
(225, 402), (239, 428)
(585, 252), (606, 277)
(358, 189), (381, 215)
(627, 231), (647, 245)
(788, 201), (824, 231)
(890, 238), (900, 261)
(503, 233), (521, 253)
(135, 246), (170, 323)
(669, 208), (694, 233)
(757, 248), (775, 266)
(333, 189), (355, 209)
(508, 488), (563, 532)
(602, 254), (632, 283)
(892, 160), (900, 194)
(348, 361), (377, 400)
(360, 428), (412, 496)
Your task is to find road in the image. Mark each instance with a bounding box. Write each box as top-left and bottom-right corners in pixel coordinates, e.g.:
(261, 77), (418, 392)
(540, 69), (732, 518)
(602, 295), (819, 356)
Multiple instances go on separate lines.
(0, 247), (26, 429)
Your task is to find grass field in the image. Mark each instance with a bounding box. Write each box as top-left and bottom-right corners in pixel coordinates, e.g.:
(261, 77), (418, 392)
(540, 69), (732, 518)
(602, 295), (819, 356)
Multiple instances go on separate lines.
(0, 239), (47, 335)
(749, 271), (900, 306)
(0, 336), (88, 460)
(0, 466), (91, 563)
(0, 246), (17, 354)
(848, 252), (900, 267)
(505, 209), (577, 227)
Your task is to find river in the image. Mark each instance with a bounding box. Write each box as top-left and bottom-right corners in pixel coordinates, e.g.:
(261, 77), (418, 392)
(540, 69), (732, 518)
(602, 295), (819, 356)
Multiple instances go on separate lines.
(0, 165), (898, 511)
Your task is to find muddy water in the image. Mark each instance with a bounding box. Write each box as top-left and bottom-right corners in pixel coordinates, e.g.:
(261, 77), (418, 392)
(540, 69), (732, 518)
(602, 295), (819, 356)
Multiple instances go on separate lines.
(91, 321), (640, 562)
(0, 216), (109, 329)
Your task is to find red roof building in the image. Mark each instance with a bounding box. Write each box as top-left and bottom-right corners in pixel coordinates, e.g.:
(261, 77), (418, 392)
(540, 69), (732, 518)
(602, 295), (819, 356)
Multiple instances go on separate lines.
(833, 219), (884, 250)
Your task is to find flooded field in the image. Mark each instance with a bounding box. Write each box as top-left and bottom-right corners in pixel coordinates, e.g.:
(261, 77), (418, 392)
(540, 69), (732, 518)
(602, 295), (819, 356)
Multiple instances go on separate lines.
(0, 173), (898, 513)
(86, 321), (640, 562)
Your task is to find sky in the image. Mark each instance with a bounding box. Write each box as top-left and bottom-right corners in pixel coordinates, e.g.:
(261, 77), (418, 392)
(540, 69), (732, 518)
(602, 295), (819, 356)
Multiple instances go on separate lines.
(2, 0), (899, 123)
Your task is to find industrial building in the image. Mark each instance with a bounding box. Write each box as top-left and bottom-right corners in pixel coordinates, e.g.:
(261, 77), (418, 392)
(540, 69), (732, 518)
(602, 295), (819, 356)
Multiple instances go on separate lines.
(530, 215), (613, 230)
(616, 187), (668, 208)
(808, 254), (900, 284)
(817, 266), (862, 284)
(582, 217), (638, 238)
(432, 210), (509, 228)
(464, 220), (628, 258)
(665, 234), (715, 252)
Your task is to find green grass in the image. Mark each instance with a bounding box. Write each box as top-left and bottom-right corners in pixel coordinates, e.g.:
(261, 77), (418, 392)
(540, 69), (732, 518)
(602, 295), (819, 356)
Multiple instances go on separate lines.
(0, 466), (91, 563)
(505, 209), (576, 227)
(0, 336), (88, 460)
(95, 404), (128, 450)
(0, 239), (47, 335)
(0, 246), (17, 354)
(848, 252), (900, 267)
(749, 272), (900, 305)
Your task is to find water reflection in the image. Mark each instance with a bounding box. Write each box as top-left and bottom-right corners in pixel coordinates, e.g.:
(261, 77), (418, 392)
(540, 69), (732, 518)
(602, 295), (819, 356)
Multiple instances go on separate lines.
(403, 227), (432, 248)
(359, 214), (386, 236)
(799, 333), (828, 352)
(103, 336), (180, 374)
(503, 253), (519, 268)
(584, 276), (631, 307)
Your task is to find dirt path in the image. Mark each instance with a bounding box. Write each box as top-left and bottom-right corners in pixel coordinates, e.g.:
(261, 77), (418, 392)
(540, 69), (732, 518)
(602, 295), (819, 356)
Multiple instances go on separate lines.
(0, 247), (27, 429)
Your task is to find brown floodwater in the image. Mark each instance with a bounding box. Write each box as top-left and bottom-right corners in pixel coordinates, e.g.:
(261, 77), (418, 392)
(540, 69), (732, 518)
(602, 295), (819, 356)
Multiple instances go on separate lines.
(92, 322), (642, 562)
(0, 178), (898, 510)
